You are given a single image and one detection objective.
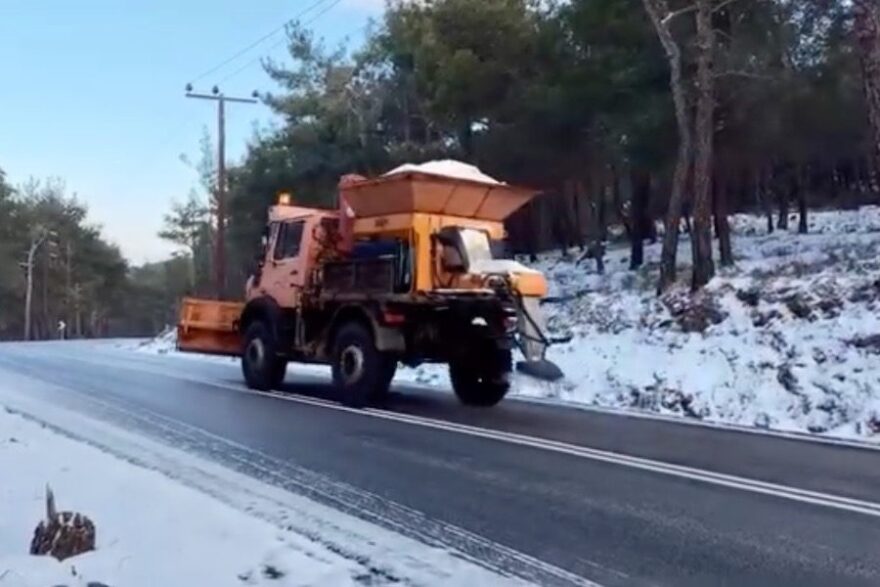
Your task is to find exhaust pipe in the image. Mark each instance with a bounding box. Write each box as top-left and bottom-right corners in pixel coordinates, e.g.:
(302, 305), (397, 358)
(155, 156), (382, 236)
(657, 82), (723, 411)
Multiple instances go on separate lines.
(515, 296), (565, 382)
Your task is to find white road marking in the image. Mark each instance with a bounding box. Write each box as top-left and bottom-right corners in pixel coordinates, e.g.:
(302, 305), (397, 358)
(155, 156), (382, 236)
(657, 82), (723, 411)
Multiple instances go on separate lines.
(67, 341), (880, 452)
(259, 392), (880, 518)
(9, 346), (880, 520)
(517, 395), (880, 452)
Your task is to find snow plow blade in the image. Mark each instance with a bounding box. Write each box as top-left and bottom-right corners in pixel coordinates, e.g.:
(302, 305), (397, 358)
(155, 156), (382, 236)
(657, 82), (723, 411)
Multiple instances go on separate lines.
(516, 359), (565, 382)
(176, 298), (244, 357)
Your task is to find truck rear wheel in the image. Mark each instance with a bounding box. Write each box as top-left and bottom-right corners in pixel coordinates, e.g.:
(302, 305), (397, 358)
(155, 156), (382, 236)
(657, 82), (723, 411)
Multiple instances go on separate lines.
(242, 321), (286, 391)
(450, 348), (512, 407)
(331, 322), (395, 407)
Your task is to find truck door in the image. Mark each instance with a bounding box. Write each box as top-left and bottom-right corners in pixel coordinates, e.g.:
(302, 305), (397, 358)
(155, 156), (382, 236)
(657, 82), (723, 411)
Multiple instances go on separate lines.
(266, 218), (307, 308)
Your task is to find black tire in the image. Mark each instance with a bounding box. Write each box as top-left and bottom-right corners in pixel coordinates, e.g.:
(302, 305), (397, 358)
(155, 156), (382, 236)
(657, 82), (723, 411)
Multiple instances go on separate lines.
(374, 359), (398, 404)
(331, 322), (396, 407)
(242, 321), (285, 391)
(449, 348), (512, 407)
(269, 359), (288, 390)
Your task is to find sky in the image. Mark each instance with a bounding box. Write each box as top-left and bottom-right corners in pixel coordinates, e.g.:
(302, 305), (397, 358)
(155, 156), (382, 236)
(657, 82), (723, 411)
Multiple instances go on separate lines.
(0, 0), (382, 264)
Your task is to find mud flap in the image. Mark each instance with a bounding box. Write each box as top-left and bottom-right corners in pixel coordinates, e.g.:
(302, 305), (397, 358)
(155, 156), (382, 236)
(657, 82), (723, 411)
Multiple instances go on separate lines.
(515, 296), (565, 382)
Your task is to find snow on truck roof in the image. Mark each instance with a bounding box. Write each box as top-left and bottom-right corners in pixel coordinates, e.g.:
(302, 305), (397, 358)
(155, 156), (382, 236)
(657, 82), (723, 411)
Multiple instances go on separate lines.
(383, 160), (506, 186)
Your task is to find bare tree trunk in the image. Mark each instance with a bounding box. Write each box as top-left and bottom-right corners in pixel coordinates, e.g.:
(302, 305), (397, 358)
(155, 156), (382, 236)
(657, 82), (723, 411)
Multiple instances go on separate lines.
(598, 167), (610, 243)
(855, 0), (880, 172)
(578, 179), (607, 274)
(756, 168), (774, 233)
(777, 185), (789, 230)
(24, 261), (33, 340)
(74, 284), (83, 338)
(643, 0), (692, 292)
(691, 0), (716, 290)
(563, 180), (581, 250)
(571, 177), (586, 252)
(590, 173), (607, 271)
(612, 165), (632, 238)
(630, 169), (652, 270)
(797, 166), (809, 234)
(714, 172), (734, 267)
(551, 187), (570, 255)
(829, 162), (840, 202)
(23, 237), (44, 341)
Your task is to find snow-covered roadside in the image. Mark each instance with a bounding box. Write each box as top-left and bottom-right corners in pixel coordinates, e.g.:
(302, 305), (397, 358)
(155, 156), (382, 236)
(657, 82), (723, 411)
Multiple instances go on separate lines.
(0, 377), (521, 587)
(510, 207), (880, 441)
(127, 207), (880, 442)
(402, 207), (880, 441)
(120, 331), (333, 377)
(0, 408), (364, 587)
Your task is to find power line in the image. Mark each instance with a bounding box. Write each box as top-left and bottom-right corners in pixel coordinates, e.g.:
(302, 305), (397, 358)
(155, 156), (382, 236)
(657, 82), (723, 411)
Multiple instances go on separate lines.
(217, 33), (290, 86)
(136, 0), (355, 198)
(217, 0), (348, 86)
(188, 0), (340, 85)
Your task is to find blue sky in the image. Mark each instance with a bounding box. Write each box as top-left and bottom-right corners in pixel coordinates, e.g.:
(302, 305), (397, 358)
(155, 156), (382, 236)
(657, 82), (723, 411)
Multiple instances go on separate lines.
(0, 0), (381, 263)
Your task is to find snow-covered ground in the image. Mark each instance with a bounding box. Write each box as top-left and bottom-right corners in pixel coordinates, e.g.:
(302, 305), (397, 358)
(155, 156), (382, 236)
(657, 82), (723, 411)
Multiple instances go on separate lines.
(0, 409), (364, 587)
(131, 207), (880, 441)
(0, 380), (517, 587)
(512, 207), (880, 440)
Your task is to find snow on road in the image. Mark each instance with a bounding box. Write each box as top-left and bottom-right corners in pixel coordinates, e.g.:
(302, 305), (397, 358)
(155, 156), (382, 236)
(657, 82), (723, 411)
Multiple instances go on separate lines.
(0, 407), (365, 587)
(0, 378), (521, 587)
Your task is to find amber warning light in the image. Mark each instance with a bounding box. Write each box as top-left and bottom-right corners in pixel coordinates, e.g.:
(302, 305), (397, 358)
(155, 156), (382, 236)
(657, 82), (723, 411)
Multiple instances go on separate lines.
(277, 192), (293, 206)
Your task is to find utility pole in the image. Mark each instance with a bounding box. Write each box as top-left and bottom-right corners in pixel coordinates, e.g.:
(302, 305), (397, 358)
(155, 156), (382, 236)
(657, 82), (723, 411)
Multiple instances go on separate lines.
(185, 85), (258, 299)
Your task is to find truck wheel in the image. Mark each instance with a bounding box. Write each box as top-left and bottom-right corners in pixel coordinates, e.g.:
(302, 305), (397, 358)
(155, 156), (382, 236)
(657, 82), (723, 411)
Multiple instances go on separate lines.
(375, 359), (398, 404)
(449, 349), (512, 407)
(242, 321), (284, 391)
(270, 360), (288, 390)
(331, 322), (395, 407)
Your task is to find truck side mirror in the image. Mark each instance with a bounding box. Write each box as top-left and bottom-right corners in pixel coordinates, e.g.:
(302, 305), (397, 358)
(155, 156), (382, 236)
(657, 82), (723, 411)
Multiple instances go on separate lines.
(441, 245), (467, 272)
(257, 235), (269, 265)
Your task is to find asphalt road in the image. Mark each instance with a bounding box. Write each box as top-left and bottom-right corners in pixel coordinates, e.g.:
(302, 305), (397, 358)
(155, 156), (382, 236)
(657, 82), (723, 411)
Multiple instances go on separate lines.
(1, 340), (879, 586)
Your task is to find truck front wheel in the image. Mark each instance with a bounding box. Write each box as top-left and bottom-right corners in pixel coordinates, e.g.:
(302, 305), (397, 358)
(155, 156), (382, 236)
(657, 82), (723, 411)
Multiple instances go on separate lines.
(450, 348), (512, 407)
(332, 322), (396, 407)
(242, 321), (286, 391)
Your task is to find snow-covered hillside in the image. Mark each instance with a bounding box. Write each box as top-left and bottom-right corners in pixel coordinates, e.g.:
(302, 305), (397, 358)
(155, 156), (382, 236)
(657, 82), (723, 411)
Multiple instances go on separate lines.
(131, 207), (880, 441)
(508, 207), (880, 439)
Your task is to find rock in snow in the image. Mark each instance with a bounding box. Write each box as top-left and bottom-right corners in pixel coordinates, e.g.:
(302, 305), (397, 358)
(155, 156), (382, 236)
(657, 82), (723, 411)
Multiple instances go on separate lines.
(30, 486), (96, 561)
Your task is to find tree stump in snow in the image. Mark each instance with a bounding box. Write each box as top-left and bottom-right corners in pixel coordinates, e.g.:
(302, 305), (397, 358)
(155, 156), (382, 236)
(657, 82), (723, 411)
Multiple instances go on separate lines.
(30, 485), (96, 561)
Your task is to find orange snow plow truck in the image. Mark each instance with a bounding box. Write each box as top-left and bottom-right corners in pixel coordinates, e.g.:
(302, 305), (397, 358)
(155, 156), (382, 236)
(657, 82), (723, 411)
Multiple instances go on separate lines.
(177, 165), (563, 407)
